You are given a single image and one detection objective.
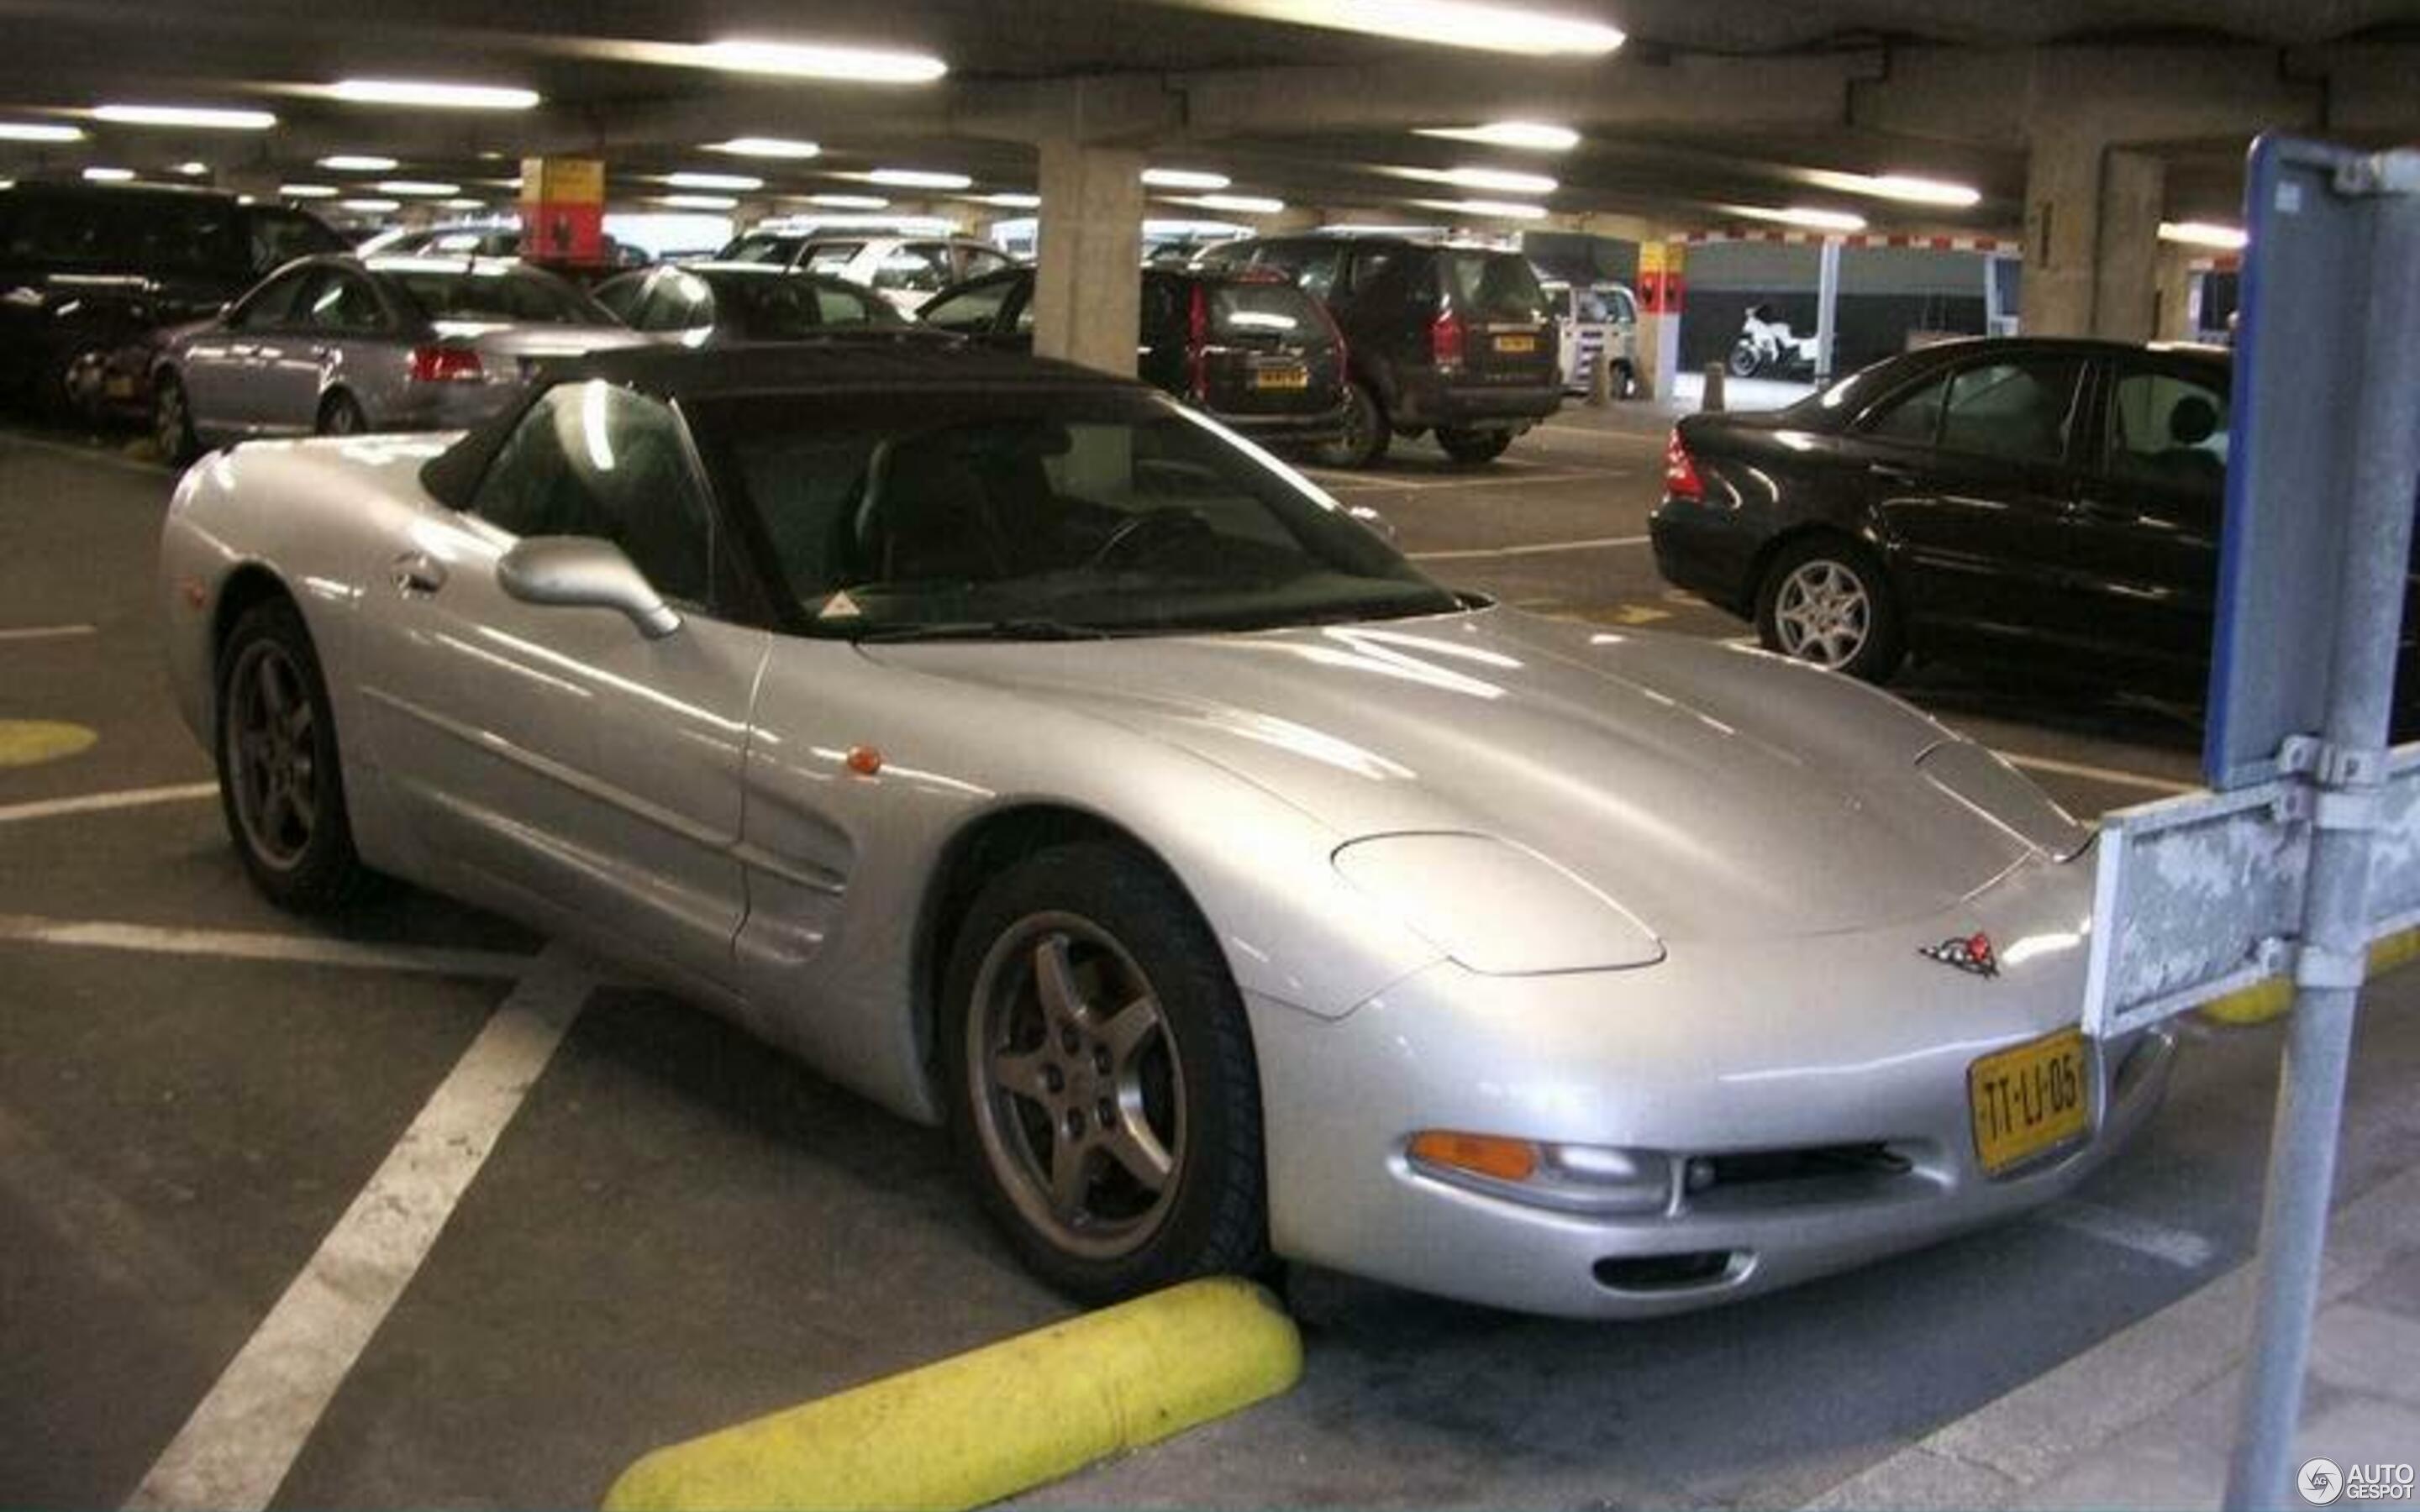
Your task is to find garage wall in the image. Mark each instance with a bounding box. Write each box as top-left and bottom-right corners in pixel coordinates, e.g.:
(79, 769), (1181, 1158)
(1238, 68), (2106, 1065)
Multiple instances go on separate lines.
(1680, 242), (1993, 374)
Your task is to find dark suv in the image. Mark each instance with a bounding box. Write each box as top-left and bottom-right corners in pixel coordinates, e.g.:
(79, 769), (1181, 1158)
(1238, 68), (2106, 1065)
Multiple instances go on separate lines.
(1192, 234), (1560, 465)
(0, 181), (345, 419)
(918, 265), (1348, 448)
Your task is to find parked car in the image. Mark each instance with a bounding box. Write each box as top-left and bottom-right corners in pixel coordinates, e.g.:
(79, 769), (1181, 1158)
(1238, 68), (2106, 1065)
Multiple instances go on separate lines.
(1542, 277), (1639, 398)
(0, 180), (346, 420)
(150, 254), (641, 461)
(592, 261), (922, 344)
(359, 223), (651, 268)
(160, 340), (2171, 1318)
(1650, 337), (2311, 694)
(714, 231), (1018, 313)
(918, 265), (1349, 449)
(1192, 234), (1560, 466)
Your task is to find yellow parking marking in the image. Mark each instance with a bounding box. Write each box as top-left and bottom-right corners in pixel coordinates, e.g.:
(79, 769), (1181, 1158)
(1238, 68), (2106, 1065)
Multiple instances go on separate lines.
(605, 1277), (1302, 1512)
(2199, 926), (2420, 1026)
(1587, 604), (1674, 627)
(0, 719), (97, 769)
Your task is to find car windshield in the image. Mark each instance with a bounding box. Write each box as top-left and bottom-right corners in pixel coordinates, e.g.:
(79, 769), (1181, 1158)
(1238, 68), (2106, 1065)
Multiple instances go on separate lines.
(387, 265), (606, 324)
(691, 392), (1460, 638)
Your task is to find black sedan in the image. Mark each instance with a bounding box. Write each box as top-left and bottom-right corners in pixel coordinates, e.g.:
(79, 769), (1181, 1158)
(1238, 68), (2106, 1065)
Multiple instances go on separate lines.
(918, 265), (1349, 449)
(1651, 336), (2241, 690)
(593, 261), (921, 345)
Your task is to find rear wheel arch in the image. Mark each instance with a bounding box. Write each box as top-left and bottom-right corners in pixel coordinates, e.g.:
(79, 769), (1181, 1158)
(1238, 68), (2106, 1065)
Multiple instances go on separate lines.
(1744, 522), (1894, 616)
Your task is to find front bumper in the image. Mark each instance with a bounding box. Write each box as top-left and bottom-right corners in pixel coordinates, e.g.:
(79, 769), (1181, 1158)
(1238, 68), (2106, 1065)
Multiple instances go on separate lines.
(1249, 854), (2175, 1318)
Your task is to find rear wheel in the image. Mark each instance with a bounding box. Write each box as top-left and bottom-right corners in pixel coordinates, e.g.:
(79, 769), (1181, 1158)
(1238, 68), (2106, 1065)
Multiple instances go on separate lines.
(1321, 381), (1390, 469)
(1727, 341), (1763, 380)
(1755, 535), (1905, 682)
(214, 597), (371, 911)
(154, 373), (198, 465)
(1435, 426), (1514, 465)
(1611, 360), (1639, 400)
(942, 842), (1266, 1304)
(317, 391), (367, 436)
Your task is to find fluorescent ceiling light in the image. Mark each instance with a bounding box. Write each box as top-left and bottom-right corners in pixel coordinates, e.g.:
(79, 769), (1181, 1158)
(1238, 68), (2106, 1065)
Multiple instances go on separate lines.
(691, 39), (948, 83)
(1413, 120), (1579, 152)
(2159, 220), (2248, 250)
(664, 171), (762, 192)
(708, 137), (820, 159)
(805, 192), (891, 209)
(280, 183), (338, 198)
(1182, 193), (1285, 214)
(864, 168), (973, 191)
(82, 165), (135, 181)
(1142, 168), (1229, 190)
(439, 197), (487, 210)
(340, 197), (401, 212)
(318, 155), (398, 171)
(1803, 169), (1981, 207)
(376, 180), (460, 196)
(1386, 165), (1558, 194)
(329, 79), (540, 110)
(92, 103), (276, 130)
(0, 122), (84, 142)
(1415, 197), (1550, 219)
(0, 180), (12, 191)
(1260, 2), (1618, 55)
(978, 192), (1041, 208)
(175, 161), (208, 176)
(658, 193), (738, 210)
(1718, 203), (1868, 231)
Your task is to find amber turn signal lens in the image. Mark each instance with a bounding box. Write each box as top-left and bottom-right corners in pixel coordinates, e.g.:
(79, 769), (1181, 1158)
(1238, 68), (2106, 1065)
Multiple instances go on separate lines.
(1408, 1130), (1539, 1184)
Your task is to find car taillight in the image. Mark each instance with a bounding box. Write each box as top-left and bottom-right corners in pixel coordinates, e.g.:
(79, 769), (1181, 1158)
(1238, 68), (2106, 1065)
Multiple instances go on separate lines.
(1313, 301), (1349, 381)
(1664, 427), (1706, 501)
(1430, 307), (1465, 370)
(408, 345), (483, 384)
(1187, 285), (1210, 402)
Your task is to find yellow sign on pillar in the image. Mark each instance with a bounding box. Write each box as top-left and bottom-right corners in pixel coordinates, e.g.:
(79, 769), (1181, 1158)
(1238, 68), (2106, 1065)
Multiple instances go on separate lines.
(519, 156), (606, 265)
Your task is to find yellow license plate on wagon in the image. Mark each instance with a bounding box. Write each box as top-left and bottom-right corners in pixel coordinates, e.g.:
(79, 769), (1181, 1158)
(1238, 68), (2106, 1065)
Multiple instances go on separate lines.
(1968, 1027), (2089, 1174)
(1494, 333), (1537, 354)
(1252, 365), (1308, 390)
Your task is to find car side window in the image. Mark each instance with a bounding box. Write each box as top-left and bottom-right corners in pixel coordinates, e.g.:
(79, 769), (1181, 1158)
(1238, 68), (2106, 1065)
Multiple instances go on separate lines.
(873, 244), (950, 293)
(299, 271), (387, 333)
(920, 275), (1017, 334)
(1935, 358), (2084, 465)
(248, 209), (341, 275)
(958, 245), (1012, 281)
(1260, 244), (1344, 299)
(471, 382), (721, 608)
(1610, 287), (1639, 324)
(2104, 368), (2229, 491)
(1343, 246), (1397, 297)
(638, 271), (714, 333)
(813, 282), (888, 326)
(226, 268), (314, 331)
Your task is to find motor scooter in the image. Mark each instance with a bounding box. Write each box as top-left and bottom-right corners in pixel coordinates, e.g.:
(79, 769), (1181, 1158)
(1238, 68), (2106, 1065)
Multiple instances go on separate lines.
(1728, 302), (1822, 378)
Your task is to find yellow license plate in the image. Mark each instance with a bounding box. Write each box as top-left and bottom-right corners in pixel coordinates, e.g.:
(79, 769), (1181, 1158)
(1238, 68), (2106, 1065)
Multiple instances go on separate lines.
(1494, 333), (1537, 354)
(1253, 365), (1308, 390)
(1969, 1027), (2089, 1174)
(105, 375), (136, 397)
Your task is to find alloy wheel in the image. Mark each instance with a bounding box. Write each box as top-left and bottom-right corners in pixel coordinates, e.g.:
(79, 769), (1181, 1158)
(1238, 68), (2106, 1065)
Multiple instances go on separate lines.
(1772, 558), (1873, 669)
(223, 639), (319, 870)
(155, 381), (188, 459)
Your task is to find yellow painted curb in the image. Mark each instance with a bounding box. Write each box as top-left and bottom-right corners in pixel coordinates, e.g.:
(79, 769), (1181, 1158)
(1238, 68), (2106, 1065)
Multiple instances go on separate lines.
(0, 719), (97, 769)
(2199, 926), (2420, 1025)
(602, 1276), (1302, 1512)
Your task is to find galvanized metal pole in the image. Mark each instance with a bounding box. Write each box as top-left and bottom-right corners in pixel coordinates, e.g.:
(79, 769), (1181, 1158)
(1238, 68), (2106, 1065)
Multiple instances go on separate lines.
(2223, 153), (2420, 1512)
(1814, 239), (1842, 381)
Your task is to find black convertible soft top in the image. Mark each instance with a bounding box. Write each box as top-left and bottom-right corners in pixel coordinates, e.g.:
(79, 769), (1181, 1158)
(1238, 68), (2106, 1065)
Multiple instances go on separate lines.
(418, 339), (1140, 509)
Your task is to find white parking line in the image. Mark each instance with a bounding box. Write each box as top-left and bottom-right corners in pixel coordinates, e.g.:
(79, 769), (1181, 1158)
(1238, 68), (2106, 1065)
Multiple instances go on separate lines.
(1409, 533), (1650, 562)
(124, 943), (596, 1512)
(0, 915), (534, 979)
(1995, 753), (2196, 795)
(0, 781), (218, 824)
(2046, 1200), (2217, 1268)
(0, 622), (98, 643)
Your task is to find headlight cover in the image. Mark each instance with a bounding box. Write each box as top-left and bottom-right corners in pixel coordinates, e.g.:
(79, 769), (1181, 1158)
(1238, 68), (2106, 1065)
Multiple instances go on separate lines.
(1332, 832), (1665, 974)
(1916, 738), (2091, 860)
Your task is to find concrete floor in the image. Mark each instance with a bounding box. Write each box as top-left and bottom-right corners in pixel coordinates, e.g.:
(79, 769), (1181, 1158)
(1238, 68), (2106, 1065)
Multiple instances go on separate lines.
(4, 413), (2413, 1509)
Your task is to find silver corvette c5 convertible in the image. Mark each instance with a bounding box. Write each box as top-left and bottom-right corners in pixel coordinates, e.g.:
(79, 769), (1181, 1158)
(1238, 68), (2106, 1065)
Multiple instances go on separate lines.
(159, 342), (2174, 1318)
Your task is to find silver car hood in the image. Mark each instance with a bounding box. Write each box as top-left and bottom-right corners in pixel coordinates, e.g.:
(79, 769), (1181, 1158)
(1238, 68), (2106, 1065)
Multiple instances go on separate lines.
(871, 608), (2073, 943)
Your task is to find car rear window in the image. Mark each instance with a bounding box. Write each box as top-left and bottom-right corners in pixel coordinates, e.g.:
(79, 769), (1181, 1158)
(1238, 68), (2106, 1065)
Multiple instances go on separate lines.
(1439, 251), (1549, 323)
(391, 267), (602, 324)
(1210, 281), (1325, 342)
(802, 240), (865, 274)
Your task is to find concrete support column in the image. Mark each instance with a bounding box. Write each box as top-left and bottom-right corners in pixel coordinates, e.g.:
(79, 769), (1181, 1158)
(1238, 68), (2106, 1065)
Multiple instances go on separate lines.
(2021, 133), (2164, 340)
(1634, 239), (1687, 402)
(2155, 247), (2200, 342)
(1031, 140), (1146, 377)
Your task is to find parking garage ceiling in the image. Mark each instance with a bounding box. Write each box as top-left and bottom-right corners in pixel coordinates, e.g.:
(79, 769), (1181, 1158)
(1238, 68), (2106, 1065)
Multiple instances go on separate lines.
(2, 0), (2415, 234)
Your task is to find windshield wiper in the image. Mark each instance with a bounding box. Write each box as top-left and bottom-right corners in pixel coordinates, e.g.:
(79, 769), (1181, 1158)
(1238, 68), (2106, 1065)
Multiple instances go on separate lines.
(850, 617), (1127, 644)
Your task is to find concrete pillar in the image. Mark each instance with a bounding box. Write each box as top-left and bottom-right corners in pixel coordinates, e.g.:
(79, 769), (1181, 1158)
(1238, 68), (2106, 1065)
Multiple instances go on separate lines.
(2021, 133), (2164, 341)
(1031, 140), (1146, 377)
(2155, 247), (2200, 342)
(1634, 239), (1687, 402)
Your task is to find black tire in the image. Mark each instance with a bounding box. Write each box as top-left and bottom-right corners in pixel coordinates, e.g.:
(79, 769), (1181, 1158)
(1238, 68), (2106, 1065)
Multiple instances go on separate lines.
(1611, 360), (1639, 401)
(941, 841), (1266, 1304)
(1320, 381), (1390, 470)
(1754, 534), (1906, 682)
(154, 373), (199, 465)
(1727, 342), (1762, 380)
(213, 596), (371, 911)
(1435, 426), (1515, 465)
(317, 391), (367, 436)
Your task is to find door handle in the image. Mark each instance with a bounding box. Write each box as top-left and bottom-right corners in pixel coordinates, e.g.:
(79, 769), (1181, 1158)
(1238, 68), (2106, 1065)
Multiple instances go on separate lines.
(390, 551), (447, 596)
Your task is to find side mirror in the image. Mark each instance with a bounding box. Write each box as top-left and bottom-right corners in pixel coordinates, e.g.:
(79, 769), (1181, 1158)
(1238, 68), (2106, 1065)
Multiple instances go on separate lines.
(1347, 503), (1399, 543)
(496, 536), (681, 638)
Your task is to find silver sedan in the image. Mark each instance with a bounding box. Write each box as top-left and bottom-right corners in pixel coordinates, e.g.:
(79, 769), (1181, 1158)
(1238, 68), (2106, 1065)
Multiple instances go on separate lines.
(150, 254), (641, 462)
(156, 344), (2172, 1318)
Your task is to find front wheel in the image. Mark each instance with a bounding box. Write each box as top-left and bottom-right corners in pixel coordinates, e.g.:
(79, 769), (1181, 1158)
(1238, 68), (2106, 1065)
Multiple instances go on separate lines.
(154, 373), (199, 465)
(1435, 426), (1514, 465)
(1727, 341), (1764, 380)
(1754, 536), (1905, 682)
(1320, 381), (1390, 469)
(942, 842), (1266, 1304)
(214, 597), (371, 911)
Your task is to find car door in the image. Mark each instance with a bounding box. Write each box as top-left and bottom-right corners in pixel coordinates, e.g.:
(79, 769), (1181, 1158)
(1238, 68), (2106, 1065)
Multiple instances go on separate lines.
(2065, 354), (2231, 677)
(281, 266), (393, 432)
(355, 380), (771, 993)
(179, 265), (311, 437)
(1852, 351), (2092, 656)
